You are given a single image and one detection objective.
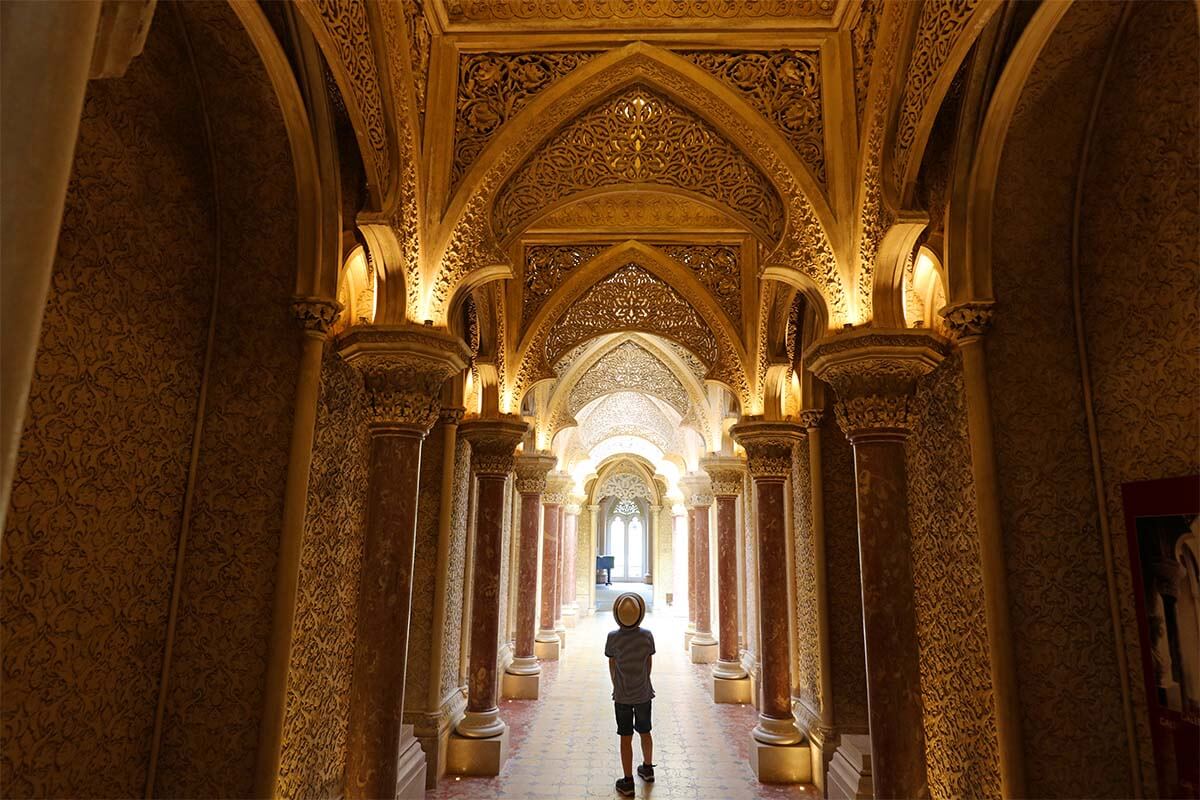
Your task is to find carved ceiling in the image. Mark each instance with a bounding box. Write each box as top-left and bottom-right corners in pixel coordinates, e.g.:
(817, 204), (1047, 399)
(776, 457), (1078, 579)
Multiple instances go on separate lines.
(440, 0), (841, 25)
(568, 340), (690, 417)
(573, 391), (682, 455)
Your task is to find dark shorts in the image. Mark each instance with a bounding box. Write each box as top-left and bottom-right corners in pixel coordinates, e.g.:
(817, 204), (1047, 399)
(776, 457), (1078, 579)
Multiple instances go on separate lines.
(614, 700), (652, 736)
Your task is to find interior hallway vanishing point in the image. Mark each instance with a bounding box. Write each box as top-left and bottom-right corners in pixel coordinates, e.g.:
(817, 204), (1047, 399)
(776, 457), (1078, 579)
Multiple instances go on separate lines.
(432, 611), (816, 800)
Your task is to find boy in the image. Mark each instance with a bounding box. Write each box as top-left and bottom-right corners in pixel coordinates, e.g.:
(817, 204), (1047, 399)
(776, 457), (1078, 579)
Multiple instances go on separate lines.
(605, 592), (656, 797)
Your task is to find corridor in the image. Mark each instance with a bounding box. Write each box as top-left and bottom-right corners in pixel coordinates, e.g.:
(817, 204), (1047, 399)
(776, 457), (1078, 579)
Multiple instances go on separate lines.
(433, 612), (817, 800)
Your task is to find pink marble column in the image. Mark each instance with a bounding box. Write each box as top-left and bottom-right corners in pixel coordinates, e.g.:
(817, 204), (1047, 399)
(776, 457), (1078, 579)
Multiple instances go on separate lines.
(687, 506), (698, 631)
(340, 326), (469, 799)
(703, 457), (748, 678)
(510, 453), (556, 675)
(682, 474), (716, 648)
(807, 328), (947, 800)
(562, 501), (580, 612)
(730, 421), (806, 747)
(554, 502), (566, 634)
(537, 496), (562, 642)
(456, 417), (527, 738)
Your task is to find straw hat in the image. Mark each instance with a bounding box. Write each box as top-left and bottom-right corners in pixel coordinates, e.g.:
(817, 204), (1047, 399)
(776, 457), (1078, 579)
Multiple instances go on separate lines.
(613, 592), (645, 628)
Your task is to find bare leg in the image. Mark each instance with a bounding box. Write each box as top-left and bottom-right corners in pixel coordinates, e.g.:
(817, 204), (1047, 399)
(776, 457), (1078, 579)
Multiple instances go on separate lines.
(620, 735), (633, 778)
(639, 732), (653, 766)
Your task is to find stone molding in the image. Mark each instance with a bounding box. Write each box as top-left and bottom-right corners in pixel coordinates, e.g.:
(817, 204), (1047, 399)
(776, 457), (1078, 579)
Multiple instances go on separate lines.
(700, 455), (747, 497)
(513, 453), (557, 494)
(941, 300), (996, 341)
(804, 328), (948, 440)
(337, 325), (471, 433)
(459, 416), (528, 476)
(729, 419), (805, 479)
(292, 296), (343, 337)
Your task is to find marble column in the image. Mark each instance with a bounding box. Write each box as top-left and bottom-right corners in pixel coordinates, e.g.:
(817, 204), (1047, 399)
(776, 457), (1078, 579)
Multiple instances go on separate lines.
(536, 490), (563, 659)
(807, 328), (947, 800)
(588, 503), (601, 614)
(505, 453), (556, 696)
(562, 499), (581, 626)
(682, 474), (717, 663)
(340, 326), (469, 800)
(547, 473), (572, 648)
(730, 420), (809, 783)
(451, 416), (527, 772)
(702, 457), (750, 694)
(685, 504), (698, 649)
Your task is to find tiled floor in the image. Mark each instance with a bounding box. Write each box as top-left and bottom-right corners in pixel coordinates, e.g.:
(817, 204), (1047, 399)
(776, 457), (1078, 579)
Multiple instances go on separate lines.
(595, 582), (654, 612)
(432, 611), (817, 799)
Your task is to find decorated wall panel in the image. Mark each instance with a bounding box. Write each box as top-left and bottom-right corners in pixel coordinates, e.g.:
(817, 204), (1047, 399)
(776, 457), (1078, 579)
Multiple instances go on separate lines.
(790, 440), (821, 720)
(279, 354), (370, 798)
(155, 5), (302, 794)
(533, 193), (736, 231)
(905, 354), (999, 798)
(0, 15), (216, 794)
(444, 0), (838, 23)
(441, 439), (473, 697)
(493, 85), (784, 241)
(658, 244), (743, 327)
(523, 244), (605, 324)
(851, 0), (882, 129)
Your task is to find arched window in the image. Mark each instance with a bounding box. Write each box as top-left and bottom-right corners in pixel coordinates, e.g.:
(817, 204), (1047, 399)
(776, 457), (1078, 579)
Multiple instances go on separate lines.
(602, 497), (648, 582)
(609, 516), (626, 578)
(627, 517), (644, 577)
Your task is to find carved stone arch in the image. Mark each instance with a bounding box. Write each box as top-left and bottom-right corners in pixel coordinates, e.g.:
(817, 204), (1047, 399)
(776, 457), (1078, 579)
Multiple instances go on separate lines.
(589, 456), (662, 507)
(428, 42), (844, 325)
(512, 240), (751, 409)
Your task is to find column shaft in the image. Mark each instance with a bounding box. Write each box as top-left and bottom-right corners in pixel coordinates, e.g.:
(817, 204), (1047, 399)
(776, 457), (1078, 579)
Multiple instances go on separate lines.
(554, 504), (565, 630)
(513, 492), (542, 664)
(693, 504), (714, 639)
(538, 504), (561, 637)
(687, 508), (698, 627)
(755, 477), (793, 726)
(715, 496), (740, 666)
(466, 473), (507, 716)
(563, 509), (578, 607)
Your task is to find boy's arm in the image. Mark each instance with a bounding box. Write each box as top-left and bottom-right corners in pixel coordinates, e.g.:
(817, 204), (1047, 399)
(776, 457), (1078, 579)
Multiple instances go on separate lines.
(609, 657), (617, 687)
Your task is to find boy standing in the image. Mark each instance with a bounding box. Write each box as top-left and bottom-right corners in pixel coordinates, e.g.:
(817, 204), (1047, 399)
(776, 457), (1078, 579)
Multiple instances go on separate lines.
(605, 592), (656, 797)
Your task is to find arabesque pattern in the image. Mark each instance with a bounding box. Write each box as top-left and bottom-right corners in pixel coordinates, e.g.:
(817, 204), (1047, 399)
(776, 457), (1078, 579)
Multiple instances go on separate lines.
(493, 85), (784, 241)
(445, 0), (837, 22)
(568, 340), (690, 416)
(659, 244), (743, 327)
(523, 244), (605, 323)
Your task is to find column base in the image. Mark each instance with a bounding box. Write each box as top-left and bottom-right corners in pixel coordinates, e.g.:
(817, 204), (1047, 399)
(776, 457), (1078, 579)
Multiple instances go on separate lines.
(506, 655), (540, 676)
(396, 725), (429, 799)
(683, 630), (695, 650)
(690, 640), (718, 664)
(749, 734), (812, 784)
(501, 671), (540, 700)
(555, 624), (567, 650)
(712, 658), (747, 680)
(534, 638), (560, 660)
(713, 675), (752, 704)
(446, 726), (510, 777)
(827, 734), (873, 800)
(754, 715), (803, 746)
(456, 708), (506, 739)
(563, 605), (579, 628)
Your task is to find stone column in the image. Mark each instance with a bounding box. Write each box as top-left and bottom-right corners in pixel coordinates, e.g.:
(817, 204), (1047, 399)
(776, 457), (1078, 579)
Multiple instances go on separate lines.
(672, 506), (688, 618)
(807, 328), (947, 800)
(547, 473), (572, 649)
(682, 474), (717, 663)
(449, 415), (527, 775)
(685, 504), (698, 650)
(730, 420), (809, 783)
(587, 503), (600, 614)
(562, 499), (581, 627)
(536, 490), (563, 660)
(702, 456), (751, 701)
(340, 326), (470, 800)
(503, 453), (556, 699)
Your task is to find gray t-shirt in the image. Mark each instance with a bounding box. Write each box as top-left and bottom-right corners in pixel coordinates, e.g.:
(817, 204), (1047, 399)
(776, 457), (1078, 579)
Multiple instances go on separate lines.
(605, 626), (656, 705)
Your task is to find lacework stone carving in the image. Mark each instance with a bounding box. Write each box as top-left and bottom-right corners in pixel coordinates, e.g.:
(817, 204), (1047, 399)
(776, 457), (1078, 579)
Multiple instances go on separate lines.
(701, 456), (746, 497)
(453, 52), (596, 192)
(444, 0), (838, 21)
(680, 49), (826, 186)
(293, 297), (343, 336)
(534, 193), (735, 230)
(659, 244), (742, 327)
(942, 301), (995, 341)
(544, 263), (718, 366)
(523, 244), (605, 324)
(493, 85), (784, 242)
(402, 0), (431, 135)
(461, 417), (527, 476)
(576, 392), (678, 454)
(851, 0), (882, 130)
(730, 420), (804, 479)
(596, 472), (654, 502)
(790, 440), (821, 717)
(568, 340), (690, 417)
(514, 453), (557, 494)
(893, 0), (980, 187)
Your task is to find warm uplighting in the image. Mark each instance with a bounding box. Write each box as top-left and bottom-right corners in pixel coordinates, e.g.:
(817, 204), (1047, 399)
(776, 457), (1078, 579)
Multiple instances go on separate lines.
(334, 245), (376, 330)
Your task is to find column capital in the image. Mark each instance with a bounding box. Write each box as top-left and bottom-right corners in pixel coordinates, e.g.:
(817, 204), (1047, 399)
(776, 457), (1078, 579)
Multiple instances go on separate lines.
(941, 300), (995, 342)
(679, 473), (714, 509)
(565, 495), (585, 516)
(513, 452), (557, 495)
(804, 328), (948, 441)
(337, 325), (470, 434)
(459, 416), (528, 477)
(439, 406), (466, 426)
(700, 455), (747, 498)
(544, 471), (574, 505)
(729, 420), (805, 479)
(291, 296), (342, 338)
(798, 408), (824, 430)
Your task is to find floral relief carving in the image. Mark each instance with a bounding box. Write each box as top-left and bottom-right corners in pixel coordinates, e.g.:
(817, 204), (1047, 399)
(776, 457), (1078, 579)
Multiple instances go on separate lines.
(444, 0), (838, 21)
(851, 0), (882, 129)
(791, 441), (821, 717)
(402, 0), (431, 135)
(680, 49), (826, 186)
(544, 263), (719, 366)
(576, 392), (680, 454)
(534, 193), (736, 230)
(453, 52), (596, 192)
(595, 472), (654, 502)
(441, 438), (472, 697)
(568, 341), (690, 417)
(523, 244), (606, 324)
(659, 244), (743, 327)
(493, 85), (785, 242)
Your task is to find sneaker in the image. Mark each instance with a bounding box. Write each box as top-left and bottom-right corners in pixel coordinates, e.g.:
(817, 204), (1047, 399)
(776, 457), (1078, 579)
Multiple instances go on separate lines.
(637, 763), (656, 783)
(615, 776), (635, 796)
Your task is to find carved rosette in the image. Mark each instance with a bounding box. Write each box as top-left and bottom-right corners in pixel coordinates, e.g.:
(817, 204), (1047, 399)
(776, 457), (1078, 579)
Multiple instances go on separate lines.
(292, 296), (343, 337)
(336, 325), (471, 434)
(941, 300), (995, 342)
(514, 453), (557, 495)
(729, 420), (805, 480)
(460, 416), (528, 477)
(804, 329), (948, 441)
(700, 456), (747, 498)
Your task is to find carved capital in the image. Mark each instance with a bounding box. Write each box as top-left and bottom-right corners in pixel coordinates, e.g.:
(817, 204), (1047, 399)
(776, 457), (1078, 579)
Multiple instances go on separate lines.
(338, 325), (470, 433)
(729, 420), (805, 479)
(941, 301), (995, 341)
(679, 474), (714, 508)
(514, 453), (557, 495)
(439, 406), (466, 426)
(798, 409), (824, 430)
(700, 455), (746, 498)
(292, 296), (342, 337)
(545, 471), (575, 499)
(459, 416), (528, 477)
(804, 328), (948, 441)
(564, 499), (584, 516)
(543, 492), (568, 507)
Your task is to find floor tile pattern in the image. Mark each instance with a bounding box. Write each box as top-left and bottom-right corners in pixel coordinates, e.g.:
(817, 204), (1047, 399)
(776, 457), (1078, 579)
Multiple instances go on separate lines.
(432, 612), (817, 799)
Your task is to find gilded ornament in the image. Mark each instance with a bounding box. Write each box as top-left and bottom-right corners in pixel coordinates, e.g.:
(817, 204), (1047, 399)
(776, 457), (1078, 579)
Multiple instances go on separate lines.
(444, 0), (838, 21)
(523, 244), (605, 323)
(659, 244), (742, 326)
(567, 340), (690, 417)
(701, 455), (747, 497)
(514, 452), (557, 494)
(596, 472), (654, 502)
